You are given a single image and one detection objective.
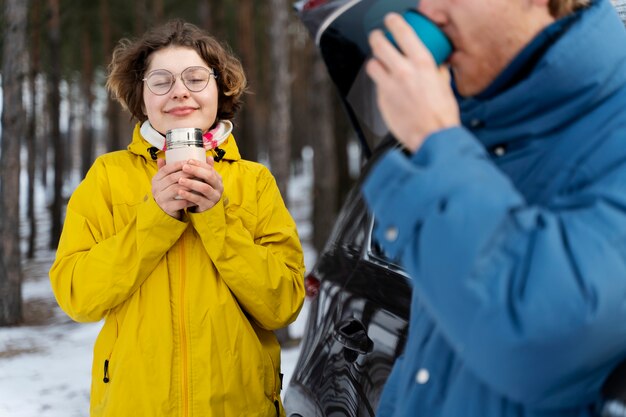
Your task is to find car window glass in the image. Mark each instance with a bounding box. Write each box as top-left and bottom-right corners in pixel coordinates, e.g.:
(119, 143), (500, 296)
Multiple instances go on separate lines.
(329, 186), (368, 254)
(367, 218), (407, 275)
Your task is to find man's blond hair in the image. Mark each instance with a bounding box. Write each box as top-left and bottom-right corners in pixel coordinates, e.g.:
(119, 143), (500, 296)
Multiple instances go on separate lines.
(549, 0), (591, 18)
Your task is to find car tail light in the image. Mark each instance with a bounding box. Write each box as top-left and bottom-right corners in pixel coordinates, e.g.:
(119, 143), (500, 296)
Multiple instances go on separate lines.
(305, 273), (321, 298)
(302, 0), (329, 11)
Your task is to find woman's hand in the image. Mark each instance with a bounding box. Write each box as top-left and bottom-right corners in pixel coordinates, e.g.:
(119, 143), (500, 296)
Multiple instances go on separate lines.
(176, 157), (223, 213)
(152, 159), (195, 219)
(152, 156), (222, 218)
(366, 13), (459, 153)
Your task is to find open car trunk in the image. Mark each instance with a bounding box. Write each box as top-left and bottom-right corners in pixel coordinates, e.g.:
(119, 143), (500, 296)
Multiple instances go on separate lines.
(294, 0), (416, 158)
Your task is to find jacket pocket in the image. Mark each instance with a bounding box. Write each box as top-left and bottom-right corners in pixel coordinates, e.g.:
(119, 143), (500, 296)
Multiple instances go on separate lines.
(91, 313), (119, 412)
(251, 323), (283, 415)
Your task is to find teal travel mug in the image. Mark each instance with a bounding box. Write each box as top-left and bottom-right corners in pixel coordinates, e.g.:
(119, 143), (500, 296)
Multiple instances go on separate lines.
(385, 9), (452, 65)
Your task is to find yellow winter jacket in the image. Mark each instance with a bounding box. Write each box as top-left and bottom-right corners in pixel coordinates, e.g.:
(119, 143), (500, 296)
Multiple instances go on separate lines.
(49, 124), (306, 417)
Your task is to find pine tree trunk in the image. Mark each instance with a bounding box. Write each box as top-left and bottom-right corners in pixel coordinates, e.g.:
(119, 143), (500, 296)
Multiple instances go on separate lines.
(66, 83), (75, 185)
(235, 0), (258, 161)
(80, 24), (95, 178)
(48, 0), (63, 250)
(153, 0), (164, 23)
(198, 0), (226, 39)
(27, 0), (42, 259)
(268, 0), (294, 345)
(100, 0), (123, 153)
(0, 0), (27, 326)
(198, 1), (213, 33)
(254, 3), (271, 160)
(134, 0), (148, 36)
(268, 0), (291, 198)
(289, 31), (314, 168)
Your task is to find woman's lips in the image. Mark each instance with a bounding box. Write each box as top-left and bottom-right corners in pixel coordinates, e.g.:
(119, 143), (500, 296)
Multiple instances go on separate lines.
(166, 107), (197, 116)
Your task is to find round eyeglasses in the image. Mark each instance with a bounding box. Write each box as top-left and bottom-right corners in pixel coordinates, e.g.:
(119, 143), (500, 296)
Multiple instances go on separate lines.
(142, 66), (217, 96)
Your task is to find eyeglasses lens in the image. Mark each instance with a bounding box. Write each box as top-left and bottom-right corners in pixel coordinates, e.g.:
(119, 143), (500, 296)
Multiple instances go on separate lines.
(181, 67), (211, 92)
(145, 67), (212, 95)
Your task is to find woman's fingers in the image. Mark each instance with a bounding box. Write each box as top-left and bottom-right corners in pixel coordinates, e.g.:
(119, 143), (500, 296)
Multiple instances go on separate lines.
(176, 159), (223, 212)
(152, 157), (223, 215)
(182, 160), (223, 192)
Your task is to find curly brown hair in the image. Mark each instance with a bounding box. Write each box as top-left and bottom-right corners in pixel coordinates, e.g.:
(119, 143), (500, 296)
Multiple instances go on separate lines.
(107, 20), (247, 123)
(549, 0), (591, 18)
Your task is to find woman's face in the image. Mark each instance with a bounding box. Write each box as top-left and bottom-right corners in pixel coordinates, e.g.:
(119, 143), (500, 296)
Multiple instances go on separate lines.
(142, 46), (219, 134)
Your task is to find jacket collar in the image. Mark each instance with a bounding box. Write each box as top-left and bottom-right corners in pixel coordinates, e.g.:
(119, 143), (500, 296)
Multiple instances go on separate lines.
(139, 120), (233, 151)
(127, 122), (242, 162)
(459, 0), (626, 149)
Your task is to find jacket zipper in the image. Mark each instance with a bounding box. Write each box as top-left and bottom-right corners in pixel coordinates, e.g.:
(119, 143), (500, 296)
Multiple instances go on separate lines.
(102, 316), (117, 384)
(268, 353), (279, 416)
(103, 359), (110, 383)
(180, 235), (189, 417)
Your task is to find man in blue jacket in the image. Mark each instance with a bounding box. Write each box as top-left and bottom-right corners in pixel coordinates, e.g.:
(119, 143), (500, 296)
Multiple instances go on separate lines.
(362, 0), (626, 416)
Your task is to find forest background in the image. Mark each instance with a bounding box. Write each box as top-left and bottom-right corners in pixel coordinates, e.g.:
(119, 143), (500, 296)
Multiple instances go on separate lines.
(0, 0), (358, 326)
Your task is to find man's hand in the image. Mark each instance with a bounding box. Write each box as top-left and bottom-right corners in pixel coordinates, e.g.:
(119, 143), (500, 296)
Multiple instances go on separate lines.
(366, 13), (460, 152)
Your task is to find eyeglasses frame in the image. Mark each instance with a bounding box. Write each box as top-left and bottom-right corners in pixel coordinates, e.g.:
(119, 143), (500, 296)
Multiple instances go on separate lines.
(142, 66), (218, 96)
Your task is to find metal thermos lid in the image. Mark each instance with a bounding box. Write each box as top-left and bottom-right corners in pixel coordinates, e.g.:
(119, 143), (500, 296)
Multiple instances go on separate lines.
(165, 128), (203, 149)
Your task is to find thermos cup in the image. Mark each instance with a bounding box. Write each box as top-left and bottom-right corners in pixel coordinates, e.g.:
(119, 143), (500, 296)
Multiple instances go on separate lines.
(385, 9), (452, 66)
(165, 128), (205, 164)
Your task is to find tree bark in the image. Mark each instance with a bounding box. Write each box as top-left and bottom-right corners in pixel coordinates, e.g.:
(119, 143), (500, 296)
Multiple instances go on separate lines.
(254, 3), (271, 161)
(80, 24), (95, 178)
(26, 0), (42, 259)
(153, 0), (164, 23)
(268, 0), (291, 198)
(0, 0), (28, 326)
(134, 0), (148, 36)
(65, 82), (75, 185)
(289, 27), (310, 167)
(268, 0), (295, 345)
(235, 0), (258, 161)
(48, 0), (63, 250)
(100, 0), (123, 153)
(198, 1), (213, 33)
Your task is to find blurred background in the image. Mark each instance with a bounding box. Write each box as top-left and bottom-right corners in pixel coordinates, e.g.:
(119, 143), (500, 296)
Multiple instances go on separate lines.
(0, 0), (362, 328)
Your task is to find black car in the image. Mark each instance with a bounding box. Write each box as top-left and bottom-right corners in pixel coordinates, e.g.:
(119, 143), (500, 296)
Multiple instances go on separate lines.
(285, 1), (626, 416)
(285, 1), (415, 416)
(284, 135), (409, 417)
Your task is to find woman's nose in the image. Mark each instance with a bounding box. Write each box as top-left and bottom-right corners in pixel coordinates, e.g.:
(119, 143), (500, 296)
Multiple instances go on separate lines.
(171, 77), (190, 98)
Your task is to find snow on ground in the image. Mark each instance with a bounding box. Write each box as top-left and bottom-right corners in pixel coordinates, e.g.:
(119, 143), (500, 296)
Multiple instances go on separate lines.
(0, 168), (315, 417)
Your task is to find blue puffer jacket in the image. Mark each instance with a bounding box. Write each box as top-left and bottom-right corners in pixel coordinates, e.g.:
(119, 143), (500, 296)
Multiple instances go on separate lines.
(362, 1), (626, 416)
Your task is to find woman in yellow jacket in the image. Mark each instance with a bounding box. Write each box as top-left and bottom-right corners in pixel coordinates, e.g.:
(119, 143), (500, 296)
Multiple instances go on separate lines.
(49, 20), (305, 417)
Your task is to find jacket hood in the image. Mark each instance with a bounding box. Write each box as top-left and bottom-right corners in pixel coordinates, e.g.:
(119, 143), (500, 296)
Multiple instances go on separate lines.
(127, 122), (242, 162)
(460, 0), (626, 149)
